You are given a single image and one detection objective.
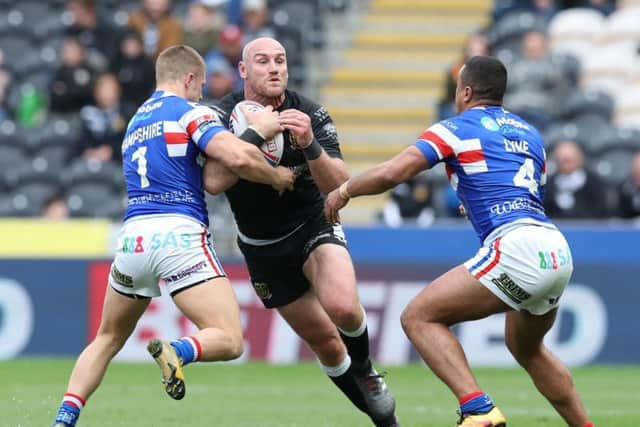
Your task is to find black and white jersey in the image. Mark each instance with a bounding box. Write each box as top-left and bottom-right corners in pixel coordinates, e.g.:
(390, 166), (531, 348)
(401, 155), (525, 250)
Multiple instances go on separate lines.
(211, 90), (342, 240)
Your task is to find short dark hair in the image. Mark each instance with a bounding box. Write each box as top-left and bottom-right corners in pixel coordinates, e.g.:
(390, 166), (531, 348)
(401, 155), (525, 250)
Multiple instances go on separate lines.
(460, 56), (507, 103)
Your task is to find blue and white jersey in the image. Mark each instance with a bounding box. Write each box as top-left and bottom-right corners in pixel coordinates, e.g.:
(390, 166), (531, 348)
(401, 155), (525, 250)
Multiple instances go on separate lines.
(122, 90), (226, 226)
(415, 106), (551, 242)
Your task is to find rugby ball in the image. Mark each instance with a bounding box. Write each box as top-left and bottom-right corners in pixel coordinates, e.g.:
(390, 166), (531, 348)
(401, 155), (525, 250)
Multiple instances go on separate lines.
(229, 100), (284, 166)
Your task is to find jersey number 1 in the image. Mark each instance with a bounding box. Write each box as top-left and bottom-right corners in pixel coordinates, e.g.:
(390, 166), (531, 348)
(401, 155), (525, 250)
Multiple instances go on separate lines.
(513, 158), (538, 195)
(132, 146), (150, 188)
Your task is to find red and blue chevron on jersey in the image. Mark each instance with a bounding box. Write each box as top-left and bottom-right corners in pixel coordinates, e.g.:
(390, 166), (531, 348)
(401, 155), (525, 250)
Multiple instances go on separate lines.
(415, 106), (551, 242)
(122, 90), (226, 226)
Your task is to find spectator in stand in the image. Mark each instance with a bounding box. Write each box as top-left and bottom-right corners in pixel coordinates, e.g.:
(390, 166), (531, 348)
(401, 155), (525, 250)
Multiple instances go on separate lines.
(50, 37), (96, 114)
(204, 25), (244, 92)
(41, 193), (70, 220)
(380, 173), (436, 228)
(241, 0), (276, 43)
(503, 30), (566, 130)
(0, 51), (13, 121)
(77, 73), (127, 163)
(110, 30), (155, 112)
(438, 32), (490, 120)
(203, 56), (235, 103)
(183, 0), (225, 56)
(65, 0), (122, 69)
(544, 140), (609, 218)
(618, 152), (640, 219)
(128, 0), (183, 59)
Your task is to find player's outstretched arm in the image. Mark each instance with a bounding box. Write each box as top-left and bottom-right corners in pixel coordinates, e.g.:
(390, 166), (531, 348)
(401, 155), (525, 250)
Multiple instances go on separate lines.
(205, 131), (294, 194)
(325, 146), (429, 223)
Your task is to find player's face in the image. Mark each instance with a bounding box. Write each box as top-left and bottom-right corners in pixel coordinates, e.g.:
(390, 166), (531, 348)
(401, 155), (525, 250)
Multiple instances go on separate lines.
(242, 44), (288, 98)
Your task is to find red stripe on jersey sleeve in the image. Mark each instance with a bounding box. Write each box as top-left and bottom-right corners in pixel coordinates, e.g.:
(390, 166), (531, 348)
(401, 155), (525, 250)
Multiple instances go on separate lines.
(186, 114), (214, 137)
(421, 130), (455, 158)
(165, 132), (189, 144)
(457, 149), (484, 164)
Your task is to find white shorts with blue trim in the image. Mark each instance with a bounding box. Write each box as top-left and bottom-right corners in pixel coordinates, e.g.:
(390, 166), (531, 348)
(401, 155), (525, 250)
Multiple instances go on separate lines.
(108, 214), (225, 298)
(464, 224), (573, 315)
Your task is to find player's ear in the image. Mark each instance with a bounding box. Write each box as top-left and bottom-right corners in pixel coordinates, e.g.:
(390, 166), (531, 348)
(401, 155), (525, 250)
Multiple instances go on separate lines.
(464, 85), (474, 103)
(238, 61), (247, 79)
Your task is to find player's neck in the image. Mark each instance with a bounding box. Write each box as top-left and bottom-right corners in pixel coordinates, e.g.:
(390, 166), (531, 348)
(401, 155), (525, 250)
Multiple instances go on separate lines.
(464, 99), (502, 111)
(244, 86), (285, 109)
(156, 83), (187, 99)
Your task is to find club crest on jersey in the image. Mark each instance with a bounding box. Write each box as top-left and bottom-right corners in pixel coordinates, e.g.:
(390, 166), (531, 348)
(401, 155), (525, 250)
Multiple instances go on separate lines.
(252, 282), (272, 300)
(481, 116), (500, 131)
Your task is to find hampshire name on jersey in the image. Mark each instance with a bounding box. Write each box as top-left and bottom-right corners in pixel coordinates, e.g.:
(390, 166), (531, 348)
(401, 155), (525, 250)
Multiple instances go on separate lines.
(122, 90), (226, 226)
(416, 106), (551, 243)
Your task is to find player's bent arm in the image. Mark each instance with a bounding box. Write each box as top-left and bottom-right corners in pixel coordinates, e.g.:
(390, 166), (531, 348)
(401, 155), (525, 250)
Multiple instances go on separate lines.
(306, 152), (350, 193)
(204, 130), (287, 188)
(346, 146), (429, 197)
(203, 159), (239, 195)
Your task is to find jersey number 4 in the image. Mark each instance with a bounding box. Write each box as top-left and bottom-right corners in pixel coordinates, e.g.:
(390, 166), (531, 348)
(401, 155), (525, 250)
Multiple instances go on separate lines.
(513, 158), (539, 195)
(132, 146), (150, 188)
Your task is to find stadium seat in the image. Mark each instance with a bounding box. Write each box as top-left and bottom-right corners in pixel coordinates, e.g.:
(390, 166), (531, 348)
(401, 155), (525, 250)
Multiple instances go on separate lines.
(0, 138), (28, 176)
(488, 10), (547, 53)
(271, 0), (325, 49)
(5, 160), (62, 216)
(562, 88), (614, 121)
(66, 182), (119, 218)
(592, 147), (636, 187)
(614, 88), (640, 129)
(600, 7), (640, 44)
(580, 43), (636, 95)
(548, 8), (604, 60)
(0, 35), (34, 73)
(62, 158), (124, 193)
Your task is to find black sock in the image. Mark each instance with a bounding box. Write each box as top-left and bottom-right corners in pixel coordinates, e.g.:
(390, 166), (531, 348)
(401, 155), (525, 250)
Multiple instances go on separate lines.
(339, 326), (371, 371)
(328, 366), (369, 414)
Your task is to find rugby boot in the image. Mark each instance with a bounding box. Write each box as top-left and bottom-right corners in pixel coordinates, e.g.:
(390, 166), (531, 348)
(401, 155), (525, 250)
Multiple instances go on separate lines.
(147, 339), (186, 400)
(373, 413), (401, 427)
(352, 362), (397, 425)
(456, 406), (506, 427)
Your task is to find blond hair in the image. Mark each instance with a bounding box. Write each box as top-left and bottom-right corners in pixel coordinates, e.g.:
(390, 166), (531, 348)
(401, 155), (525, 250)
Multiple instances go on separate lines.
(155, 45), (205, 84)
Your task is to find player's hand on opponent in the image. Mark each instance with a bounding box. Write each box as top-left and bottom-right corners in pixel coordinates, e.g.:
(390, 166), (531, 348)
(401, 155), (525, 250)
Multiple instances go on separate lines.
(324, 187), (349, 224)
(272, 165), (295, 195)
(243, 104), (283, 139)
(278, 108), (313, 148)
(459, 203), (468, 220)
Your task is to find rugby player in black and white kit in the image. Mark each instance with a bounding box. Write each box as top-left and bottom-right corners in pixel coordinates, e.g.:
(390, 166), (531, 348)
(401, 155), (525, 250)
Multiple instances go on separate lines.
(204, 37), (399, 427)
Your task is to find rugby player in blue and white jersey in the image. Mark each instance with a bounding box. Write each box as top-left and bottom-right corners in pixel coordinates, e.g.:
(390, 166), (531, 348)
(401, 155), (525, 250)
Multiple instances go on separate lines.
(325, 56), (594, 427)
(52, 45), (295, 427)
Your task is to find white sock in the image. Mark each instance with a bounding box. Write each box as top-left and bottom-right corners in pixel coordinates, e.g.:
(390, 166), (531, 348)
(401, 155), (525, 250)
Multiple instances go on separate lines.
(337, 306), (367, 337)
(319, 354), (351, 377)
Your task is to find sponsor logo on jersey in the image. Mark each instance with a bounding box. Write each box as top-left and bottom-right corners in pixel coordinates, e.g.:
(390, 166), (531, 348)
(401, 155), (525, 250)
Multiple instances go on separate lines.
(442, 120), (458, 131)
(138, 101), (163, 114)
(481, 116), (499, 131)
(163, 261), (207, 283)
(111, 265), (133, 287)
(496, 117), (530, 130)
(252, 282), (272, 300)
(491, 273), (531, 304)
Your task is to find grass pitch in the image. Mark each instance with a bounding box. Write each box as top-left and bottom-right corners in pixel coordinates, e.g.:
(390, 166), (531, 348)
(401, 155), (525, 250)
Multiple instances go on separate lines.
(2, 359), (638, 426)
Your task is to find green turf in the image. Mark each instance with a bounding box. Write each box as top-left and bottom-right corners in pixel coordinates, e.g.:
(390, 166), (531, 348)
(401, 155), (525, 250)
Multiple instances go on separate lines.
(1, 359), (638, 426)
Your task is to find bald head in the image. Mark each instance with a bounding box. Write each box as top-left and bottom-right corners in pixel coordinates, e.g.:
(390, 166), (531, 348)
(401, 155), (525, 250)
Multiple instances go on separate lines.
(242, 37), (286, 63)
